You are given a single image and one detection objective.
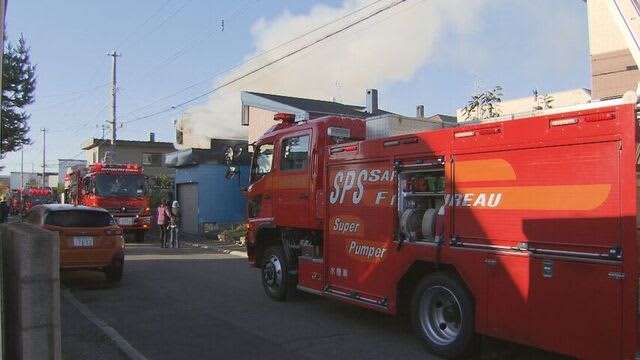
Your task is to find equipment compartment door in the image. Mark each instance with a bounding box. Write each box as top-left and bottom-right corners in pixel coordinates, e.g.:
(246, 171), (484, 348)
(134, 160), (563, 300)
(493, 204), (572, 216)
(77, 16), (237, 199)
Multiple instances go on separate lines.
(453, 140), (622, 356)
(325, 160), (396, 305)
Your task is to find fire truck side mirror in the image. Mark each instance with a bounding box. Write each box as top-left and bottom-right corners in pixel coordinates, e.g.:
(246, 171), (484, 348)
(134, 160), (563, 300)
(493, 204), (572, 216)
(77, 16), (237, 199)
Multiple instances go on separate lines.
(225, 166), (239, 180)
(224, 147), (234, 166)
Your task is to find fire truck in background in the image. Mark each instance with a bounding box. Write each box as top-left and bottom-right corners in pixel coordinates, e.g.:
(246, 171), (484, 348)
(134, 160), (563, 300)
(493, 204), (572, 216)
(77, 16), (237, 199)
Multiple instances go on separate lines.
(22, 188), (53, 213)
(64, 163), (151, 242)
(9, 187), (53, 215)
(238, 91), (640, 359)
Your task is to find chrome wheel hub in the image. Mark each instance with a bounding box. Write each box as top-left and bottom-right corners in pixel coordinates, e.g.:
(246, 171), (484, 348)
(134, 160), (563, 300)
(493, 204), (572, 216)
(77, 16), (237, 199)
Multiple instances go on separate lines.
(263, 255), (283, 291)
(419, 285), (462, 345)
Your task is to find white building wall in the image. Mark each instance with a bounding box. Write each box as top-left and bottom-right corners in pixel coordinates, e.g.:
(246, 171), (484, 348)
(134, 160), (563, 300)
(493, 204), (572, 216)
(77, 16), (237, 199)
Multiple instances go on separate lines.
(456, 88), (592, 122)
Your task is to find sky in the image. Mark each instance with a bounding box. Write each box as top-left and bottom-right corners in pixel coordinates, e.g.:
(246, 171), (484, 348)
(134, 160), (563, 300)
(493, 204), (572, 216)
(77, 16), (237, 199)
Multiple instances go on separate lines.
(2, 0), (590, 176)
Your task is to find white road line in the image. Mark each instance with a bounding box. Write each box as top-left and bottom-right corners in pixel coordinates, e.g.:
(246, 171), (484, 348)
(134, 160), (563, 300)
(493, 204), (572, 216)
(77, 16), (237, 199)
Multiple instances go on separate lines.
(62, 289), (148, 360)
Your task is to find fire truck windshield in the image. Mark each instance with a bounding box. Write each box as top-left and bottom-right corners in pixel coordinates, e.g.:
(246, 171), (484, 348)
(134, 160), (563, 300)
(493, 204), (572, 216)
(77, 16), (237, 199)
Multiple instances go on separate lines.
(28, 194), (51, 204)
(94, 174), (148, 198)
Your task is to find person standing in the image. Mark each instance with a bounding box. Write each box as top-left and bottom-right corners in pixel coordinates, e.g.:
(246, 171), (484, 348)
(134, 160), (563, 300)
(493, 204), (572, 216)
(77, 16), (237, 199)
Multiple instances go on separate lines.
(168, 200), (180, 248)
(156, 198), (172, 248)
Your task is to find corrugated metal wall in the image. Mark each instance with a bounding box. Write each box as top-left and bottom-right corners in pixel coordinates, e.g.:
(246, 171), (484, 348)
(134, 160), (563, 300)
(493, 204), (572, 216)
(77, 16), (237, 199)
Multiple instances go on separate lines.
(174, 164), (248, 233)
(177, 183), (198, 234)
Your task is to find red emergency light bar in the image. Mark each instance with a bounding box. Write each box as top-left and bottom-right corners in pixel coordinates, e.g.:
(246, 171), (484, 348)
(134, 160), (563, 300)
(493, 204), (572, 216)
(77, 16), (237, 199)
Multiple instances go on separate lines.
(273, 113), (296, 123)
(29, 189), (51, 195)
(91, 163), (142, 173)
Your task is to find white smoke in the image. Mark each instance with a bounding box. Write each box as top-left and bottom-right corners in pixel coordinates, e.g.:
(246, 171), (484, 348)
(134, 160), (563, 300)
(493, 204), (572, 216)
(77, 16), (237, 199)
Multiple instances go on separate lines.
(178, 0), (487, 148)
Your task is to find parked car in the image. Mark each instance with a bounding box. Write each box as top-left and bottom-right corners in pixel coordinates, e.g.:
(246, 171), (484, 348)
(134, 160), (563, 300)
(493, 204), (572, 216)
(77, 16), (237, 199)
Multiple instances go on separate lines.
(23, 204), (125, 282)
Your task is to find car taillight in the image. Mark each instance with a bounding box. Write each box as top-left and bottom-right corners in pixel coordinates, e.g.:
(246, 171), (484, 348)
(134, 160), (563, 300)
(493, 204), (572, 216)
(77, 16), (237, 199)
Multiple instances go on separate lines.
(105, 229), (123, 236)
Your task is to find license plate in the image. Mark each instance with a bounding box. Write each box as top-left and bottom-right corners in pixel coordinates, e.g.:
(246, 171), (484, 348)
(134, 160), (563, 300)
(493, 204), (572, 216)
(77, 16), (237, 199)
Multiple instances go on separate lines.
(116, 217), (134, 226)
(73, 236), (94, 247)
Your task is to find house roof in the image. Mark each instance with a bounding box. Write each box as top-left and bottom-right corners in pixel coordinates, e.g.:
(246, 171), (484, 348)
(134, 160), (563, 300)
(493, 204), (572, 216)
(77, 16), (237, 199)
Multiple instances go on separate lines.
(242, 91), (393, 120)
(81, 138), (174, 150)
(426, 114), (457, 124)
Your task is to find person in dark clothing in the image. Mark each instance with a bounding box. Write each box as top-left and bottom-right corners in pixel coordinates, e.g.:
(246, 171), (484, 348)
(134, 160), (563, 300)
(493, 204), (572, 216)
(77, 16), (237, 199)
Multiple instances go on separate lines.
(156, 198), (172, 248)
(0, 200), (8, 223)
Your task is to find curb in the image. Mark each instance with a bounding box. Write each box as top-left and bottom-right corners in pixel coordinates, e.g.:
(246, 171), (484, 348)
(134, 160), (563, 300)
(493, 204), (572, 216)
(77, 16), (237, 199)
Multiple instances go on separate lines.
(62, 289), (148, 360)
(182, 241), (248, 258)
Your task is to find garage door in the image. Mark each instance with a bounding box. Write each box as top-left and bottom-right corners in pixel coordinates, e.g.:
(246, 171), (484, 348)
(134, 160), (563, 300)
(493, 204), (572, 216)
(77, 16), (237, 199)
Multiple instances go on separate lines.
(177, 183), (198, 234)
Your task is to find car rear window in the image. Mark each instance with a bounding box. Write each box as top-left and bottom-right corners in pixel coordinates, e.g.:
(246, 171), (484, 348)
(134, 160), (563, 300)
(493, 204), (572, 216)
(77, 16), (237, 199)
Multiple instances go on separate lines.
(45, 211), (115, 227)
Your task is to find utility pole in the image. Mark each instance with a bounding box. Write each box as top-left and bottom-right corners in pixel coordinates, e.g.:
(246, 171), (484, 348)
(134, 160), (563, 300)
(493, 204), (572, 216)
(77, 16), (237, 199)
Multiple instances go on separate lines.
(20, 147), (23, 200)
(107, 51), (121, 162)
(41, 128), (47, 187)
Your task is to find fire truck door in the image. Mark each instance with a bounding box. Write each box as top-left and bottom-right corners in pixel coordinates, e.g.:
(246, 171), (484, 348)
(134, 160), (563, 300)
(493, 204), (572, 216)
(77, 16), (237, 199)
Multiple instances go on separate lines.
(275, 131), (312, 229)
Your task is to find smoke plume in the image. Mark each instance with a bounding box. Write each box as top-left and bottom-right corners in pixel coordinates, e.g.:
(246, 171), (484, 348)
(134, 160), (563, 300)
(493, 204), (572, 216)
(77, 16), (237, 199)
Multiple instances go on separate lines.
(177, 0), (487, 148)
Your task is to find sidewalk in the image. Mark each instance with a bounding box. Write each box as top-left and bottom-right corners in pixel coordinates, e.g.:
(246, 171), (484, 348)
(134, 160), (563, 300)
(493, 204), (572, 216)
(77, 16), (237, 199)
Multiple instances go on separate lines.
(142, 228), (247, 257)
(61, 291), (129, 360)
(180, 231), (247, 257)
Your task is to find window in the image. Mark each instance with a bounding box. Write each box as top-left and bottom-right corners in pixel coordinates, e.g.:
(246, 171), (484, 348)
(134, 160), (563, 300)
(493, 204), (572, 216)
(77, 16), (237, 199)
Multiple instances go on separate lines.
(142, 153), (162, 166)
(45, 210), (115, 227)
(280, 135), (309, 171)
(95, 174), (148, 197)
(250, 143), (274, 183)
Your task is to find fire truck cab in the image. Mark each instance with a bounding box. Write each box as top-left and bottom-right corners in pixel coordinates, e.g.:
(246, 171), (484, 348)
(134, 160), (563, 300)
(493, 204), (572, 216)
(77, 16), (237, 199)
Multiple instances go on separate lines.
(244, 94), (640, 359)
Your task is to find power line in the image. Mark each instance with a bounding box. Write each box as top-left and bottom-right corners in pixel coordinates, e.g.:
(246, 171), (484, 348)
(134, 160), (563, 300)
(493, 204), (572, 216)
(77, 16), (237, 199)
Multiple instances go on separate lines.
(119, 0), (400, 125)
(114, 0), (174, 50)
(118, 0), (194, 52)
(130, 0), (265, 82)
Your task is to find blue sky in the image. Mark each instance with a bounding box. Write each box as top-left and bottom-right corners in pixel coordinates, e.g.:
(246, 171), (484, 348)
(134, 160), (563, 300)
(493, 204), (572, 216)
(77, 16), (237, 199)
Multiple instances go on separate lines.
(2, 0), (590, 176)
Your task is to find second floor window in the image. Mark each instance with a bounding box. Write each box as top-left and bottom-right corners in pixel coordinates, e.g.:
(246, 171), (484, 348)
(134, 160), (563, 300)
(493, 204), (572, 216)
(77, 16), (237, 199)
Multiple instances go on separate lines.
(142, 153), (162, 167)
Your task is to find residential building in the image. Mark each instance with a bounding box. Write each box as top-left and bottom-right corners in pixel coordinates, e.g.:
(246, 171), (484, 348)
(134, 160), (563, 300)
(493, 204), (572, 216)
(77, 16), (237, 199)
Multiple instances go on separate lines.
(588, 0), (640, 99)
(58, 159), (86, 187)
(165, 138), (250, 234)
(81, 133), (176, 178)
(241, 89), (393, 143)
(9, 172), (55, 190)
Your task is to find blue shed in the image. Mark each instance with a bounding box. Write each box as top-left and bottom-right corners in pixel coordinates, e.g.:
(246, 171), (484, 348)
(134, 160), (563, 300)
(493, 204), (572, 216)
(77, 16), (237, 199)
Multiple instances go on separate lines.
(165, 141), (250, 234)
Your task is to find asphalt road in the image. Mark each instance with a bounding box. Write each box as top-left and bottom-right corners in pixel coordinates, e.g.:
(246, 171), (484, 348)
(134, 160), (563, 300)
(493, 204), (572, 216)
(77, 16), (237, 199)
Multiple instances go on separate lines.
(62, 244), (570, 360)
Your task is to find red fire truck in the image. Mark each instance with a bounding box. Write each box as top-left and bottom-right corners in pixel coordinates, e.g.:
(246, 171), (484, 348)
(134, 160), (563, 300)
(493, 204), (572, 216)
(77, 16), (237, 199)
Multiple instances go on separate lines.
(240, 94), (640, 359)
(10, 187), (53, 215)
(65, 163), (151, 242)
(23, 188), (53, 213)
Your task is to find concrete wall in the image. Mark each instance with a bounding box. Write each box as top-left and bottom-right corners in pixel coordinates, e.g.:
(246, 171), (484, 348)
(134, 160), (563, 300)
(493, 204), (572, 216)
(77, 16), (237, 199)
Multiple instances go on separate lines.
(1, 223), (61, 360)
(456, 88), (592, 122)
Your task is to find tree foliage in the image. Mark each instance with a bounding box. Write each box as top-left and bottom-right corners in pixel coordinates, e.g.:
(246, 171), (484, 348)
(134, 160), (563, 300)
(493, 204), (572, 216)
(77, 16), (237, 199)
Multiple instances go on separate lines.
(2, 35), (36, 156)
(462, 85), (503, 120)
(533, 89), (554, 110)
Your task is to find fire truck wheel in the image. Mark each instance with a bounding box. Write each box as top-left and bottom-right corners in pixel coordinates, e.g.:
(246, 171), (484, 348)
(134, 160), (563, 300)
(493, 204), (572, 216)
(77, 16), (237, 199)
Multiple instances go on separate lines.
(262, 246), (289, 301)
(411, 272), (475, 359)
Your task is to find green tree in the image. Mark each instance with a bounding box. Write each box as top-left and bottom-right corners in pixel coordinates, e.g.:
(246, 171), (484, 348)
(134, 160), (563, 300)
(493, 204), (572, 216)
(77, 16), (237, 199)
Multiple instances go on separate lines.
(462, 85), (503, 120)
(2, 34), (36, 157)
(533, 89), (554, 110)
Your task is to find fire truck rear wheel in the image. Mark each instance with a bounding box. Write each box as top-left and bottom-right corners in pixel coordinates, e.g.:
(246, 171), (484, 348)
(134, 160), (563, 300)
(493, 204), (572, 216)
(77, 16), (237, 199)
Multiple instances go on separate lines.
(411, 272), (475, 359)
(262, 246), (289, 301)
